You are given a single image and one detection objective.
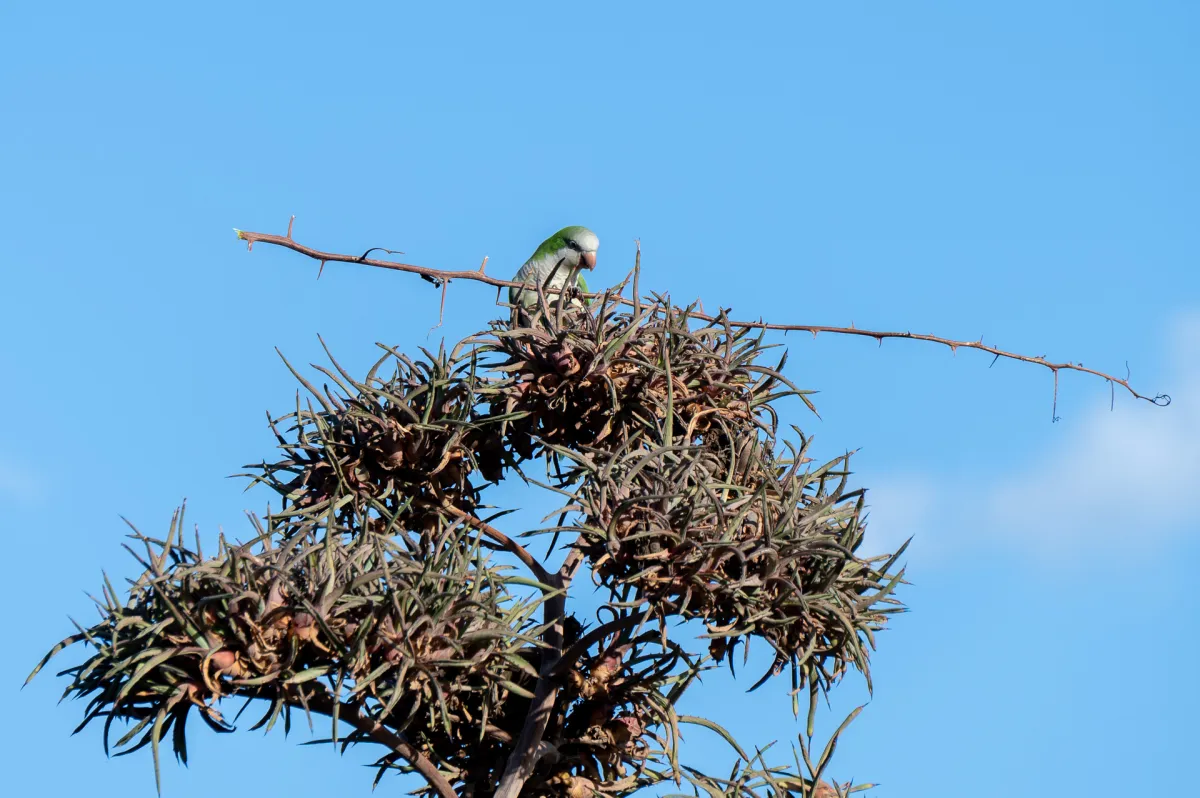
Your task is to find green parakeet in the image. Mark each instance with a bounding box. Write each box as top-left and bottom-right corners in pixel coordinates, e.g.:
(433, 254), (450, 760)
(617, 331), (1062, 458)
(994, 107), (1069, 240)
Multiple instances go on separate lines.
(509, 226), (599, 309)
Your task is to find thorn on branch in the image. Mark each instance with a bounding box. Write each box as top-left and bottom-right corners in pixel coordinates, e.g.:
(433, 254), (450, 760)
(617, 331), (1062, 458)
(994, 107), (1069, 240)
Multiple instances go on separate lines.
(428, 280), (449, 337)
(479, 255), (488, 273)
(1052, 368), (1061, 423)
(235, 227), (253, 251)
(359, 246), (406, 261)
(632, 239), (642, 318)
(286, 215), (295, 239)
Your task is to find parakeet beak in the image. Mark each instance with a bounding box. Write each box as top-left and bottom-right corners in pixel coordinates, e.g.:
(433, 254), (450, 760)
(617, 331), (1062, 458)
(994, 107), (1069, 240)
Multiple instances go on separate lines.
(581, 251), (597, 269)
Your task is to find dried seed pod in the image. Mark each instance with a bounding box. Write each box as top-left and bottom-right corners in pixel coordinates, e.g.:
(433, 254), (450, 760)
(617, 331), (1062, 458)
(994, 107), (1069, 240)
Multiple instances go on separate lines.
(34, 290), (900, 798)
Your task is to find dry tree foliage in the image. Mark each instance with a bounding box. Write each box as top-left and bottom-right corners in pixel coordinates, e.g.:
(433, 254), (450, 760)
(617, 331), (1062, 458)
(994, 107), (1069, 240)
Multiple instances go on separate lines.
(32, 283), (908, 798)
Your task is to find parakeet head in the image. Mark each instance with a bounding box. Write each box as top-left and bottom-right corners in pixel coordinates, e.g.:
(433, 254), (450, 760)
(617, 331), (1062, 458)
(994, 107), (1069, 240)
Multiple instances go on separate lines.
(533, 225), (599, 271)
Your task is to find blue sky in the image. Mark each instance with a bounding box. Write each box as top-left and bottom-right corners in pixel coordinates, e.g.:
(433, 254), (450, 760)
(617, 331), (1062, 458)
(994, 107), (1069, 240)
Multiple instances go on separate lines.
(3, 2), (1197, 796)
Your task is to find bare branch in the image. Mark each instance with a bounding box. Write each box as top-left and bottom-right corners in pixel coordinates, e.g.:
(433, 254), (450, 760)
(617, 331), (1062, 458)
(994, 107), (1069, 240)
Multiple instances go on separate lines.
(493, 546), (585, 798)
(441, 504), (554, 588)
(301, 691), (458, 798)
(234, 227), (1170, 408)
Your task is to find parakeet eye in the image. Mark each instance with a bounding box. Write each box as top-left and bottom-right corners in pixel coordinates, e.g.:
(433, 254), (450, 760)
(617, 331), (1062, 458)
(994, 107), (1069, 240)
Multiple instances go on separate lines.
(566, 240), (581, 252)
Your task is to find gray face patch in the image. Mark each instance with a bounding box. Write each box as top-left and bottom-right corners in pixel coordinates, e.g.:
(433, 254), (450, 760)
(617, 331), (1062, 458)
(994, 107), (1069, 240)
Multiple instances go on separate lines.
(573, 229), (599, 254)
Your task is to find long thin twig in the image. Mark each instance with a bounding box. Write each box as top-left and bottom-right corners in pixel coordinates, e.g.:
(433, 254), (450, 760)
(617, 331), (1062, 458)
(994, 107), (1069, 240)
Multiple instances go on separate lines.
(233, 225), (1170, 408)
(301, 691), (458, 798)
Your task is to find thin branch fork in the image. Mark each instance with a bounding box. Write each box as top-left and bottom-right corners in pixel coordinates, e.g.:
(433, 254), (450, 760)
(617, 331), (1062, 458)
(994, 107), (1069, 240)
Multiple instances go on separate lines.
(440, 503), (554, 588)
(234, 226), (1170, 409)
(431, 501), (586, 798)
(301, 691), (458, 798)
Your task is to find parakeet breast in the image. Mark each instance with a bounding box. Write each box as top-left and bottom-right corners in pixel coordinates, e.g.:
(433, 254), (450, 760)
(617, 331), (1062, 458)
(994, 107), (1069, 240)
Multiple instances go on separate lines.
(510, 255), (573, 307)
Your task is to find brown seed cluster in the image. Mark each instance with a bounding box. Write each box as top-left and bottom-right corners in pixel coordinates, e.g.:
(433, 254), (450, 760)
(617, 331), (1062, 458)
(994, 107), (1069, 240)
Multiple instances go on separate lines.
(247, 345), (501, 536)
(33, 506), (554, 789)
(481, 300), (785, 460)
(35, 292), (903, 798)
(483, 301), (901, 690)
(514, 633), (682, 797)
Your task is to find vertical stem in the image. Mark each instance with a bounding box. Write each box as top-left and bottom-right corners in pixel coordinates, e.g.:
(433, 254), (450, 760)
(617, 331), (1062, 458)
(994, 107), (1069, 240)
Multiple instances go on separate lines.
(493, 548), (584, 798)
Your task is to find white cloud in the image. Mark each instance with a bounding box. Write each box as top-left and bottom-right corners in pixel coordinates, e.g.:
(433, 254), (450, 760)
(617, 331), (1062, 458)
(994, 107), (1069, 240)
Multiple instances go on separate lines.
(0, 456), (46, 505)
(863, 314), (1200, 561)
(859, 475), (937, 558)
